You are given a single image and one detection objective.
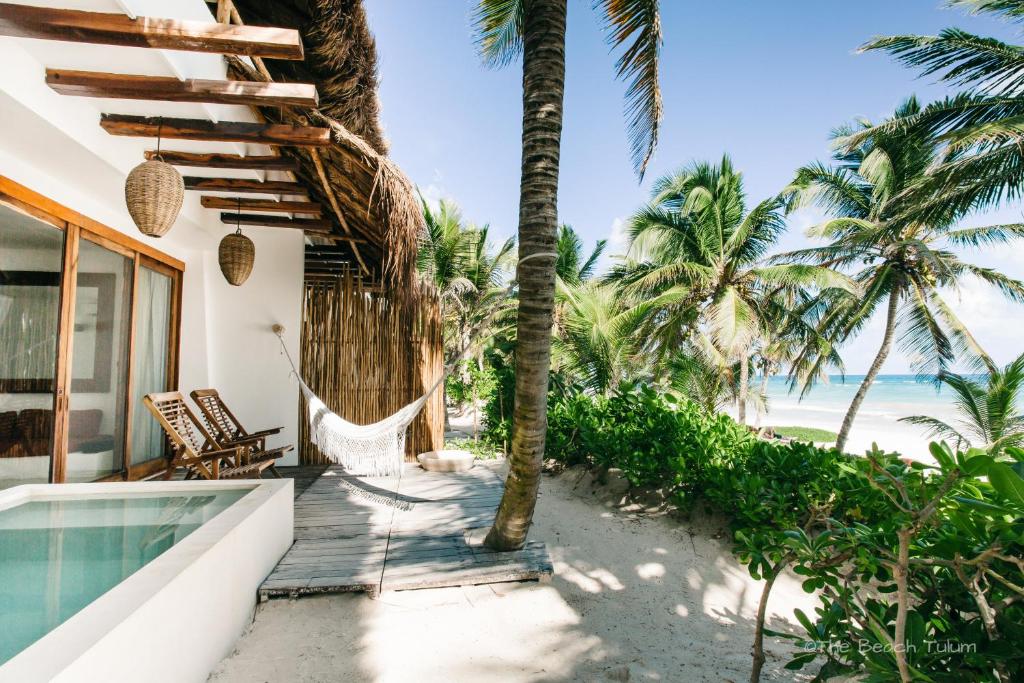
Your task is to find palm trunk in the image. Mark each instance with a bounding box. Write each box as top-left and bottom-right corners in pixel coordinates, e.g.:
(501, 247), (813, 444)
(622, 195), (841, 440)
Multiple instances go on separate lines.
(484, 0), (566, 552)
(737, 354), (749, 425)
(836, 287), (900, 452)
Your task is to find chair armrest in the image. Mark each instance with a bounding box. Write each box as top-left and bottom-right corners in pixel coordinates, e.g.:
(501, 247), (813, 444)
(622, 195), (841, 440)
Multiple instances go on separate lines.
(247, 427), (283, 439)
(191, 447), (243, 462)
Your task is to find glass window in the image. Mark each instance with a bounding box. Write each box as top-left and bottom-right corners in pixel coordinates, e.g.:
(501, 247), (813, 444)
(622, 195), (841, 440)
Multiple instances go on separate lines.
(0, 204), (64, 487)
(65, 239), (133, 482)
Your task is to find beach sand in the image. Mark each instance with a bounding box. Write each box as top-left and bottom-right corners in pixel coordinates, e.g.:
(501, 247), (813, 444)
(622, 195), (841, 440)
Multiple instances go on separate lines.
(210, 461), (817, 682)
(749, 403), (939, 461)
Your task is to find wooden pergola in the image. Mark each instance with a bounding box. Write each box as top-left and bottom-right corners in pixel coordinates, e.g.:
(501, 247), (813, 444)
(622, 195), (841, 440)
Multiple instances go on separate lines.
(0, 0), (420, 287)
(0, 0), (443, 461)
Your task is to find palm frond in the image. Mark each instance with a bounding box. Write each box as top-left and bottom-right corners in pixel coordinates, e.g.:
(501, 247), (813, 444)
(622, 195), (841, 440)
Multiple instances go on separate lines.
(945, 223), (1024, 246)
(597, 0), (663, 179)
(473, 0), (524, 67)
(861, 29), (1024, 93)
(949, 1), (1024, 23)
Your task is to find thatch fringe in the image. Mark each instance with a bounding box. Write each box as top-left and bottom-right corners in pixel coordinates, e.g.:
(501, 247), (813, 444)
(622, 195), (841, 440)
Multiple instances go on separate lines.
(307, 0), (387, 154)
(226, 51), (422, 295)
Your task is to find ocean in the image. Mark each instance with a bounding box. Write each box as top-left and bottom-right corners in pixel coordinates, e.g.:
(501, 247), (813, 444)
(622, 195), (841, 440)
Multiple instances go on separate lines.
(752, 374), (966, 461)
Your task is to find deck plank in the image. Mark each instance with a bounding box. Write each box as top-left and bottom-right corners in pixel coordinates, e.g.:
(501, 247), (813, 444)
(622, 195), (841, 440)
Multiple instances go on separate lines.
(259, 463), (552, 599)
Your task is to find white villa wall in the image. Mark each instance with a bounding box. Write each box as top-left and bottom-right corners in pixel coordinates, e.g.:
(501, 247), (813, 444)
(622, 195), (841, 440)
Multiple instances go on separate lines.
(0, 0), (305, 464)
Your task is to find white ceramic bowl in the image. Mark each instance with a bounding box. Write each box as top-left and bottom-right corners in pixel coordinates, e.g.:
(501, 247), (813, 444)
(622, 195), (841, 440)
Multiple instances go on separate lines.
(416, 449), (475, 473)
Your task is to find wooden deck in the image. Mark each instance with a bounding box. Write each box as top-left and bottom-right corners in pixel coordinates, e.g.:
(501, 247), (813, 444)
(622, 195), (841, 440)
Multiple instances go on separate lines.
(259, 464), (553, 599)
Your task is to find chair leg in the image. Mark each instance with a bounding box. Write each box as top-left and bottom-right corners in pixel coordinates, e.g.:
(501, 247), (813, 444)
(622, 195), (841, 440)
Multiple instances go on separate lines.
(270, 465), (282, 479)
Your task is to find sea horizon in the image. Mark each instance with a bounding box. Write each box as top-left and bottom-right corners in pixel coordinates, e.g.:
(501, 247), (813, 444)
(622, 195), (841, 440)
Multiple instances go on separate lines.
(747, 373), (975, 461)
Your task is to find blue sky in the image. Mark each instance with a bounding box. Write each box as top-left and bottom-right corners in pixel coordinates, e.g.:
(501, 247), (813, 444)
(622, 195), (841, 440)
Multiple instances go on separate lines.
(364, 0), (1024, 373)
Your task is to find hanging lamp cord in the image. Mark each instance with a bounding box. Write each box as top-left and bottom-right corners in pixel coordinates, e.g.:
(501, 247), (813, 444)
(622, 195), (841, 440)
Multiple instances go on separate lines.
(155, 117), (163, 161)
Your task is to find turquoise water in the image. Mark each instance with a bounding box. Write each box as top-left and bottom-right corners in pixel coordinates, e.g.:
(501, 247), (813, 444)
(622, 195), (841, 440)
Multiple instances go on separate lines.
(763, 374), (960, 421)
(0, 490), (249, 665)
(757, 374), (987, 458)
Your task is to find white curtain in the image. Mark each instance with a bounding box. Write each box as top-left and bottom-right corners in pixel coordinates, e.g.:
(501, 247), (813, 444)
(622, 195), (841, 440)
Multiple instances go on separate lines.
(130, 268), (171, 464)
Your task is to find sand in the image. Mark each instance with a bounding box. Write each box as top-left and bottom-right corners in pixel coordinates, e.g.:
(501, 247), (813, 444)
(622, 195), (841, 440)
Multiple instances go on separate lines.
(210, 461), (817, 682)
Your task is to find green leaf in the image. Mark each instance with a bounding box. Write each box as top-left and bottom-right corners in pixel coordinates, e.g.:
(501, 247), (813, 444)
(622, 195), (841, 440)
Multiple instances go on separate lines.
(954, 495), (1010, 514)
(905, 611), (926, 655)
(784, 652), (818, 670)
(929, 441), (955, 470)
(793, 608), (817, 636)
(989, 462), (1024, 505)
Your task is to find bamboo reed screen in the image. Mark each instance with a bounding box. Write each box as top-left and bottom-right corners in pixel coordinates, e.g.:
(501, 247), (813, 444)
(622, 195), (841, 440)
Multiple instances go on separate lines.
(298, 270), (444, 463)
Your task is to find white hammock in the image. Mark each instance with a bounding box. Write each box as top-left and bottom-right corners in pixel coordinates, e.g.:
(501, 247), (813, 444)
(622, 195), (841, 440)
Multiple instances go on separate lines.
(297, 373), (444, 477)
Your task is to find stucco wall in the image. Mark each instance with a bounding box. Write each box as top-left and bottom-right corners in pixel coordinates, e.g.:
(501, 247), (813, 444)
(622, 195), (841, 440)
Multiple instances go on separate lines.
(0, 26), (305, 465)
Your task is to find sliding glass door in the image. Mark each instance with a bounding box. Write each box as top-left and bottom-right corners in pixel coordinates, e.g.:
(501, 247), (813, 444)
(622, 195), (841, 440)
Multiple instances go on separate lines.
(65, 238), (133, 483)
(0, 204), (64, 488)
(0, 178), (182, 486)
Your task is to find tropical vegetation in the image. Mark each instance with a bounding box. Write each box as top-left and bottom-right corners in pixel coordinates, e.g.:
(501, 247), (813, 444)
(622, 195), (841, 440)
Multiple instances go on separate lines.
(778, 96), (1024, 451)
(610, 156), (856, 424)
(525, 384), (1024, 682)
(472, 0), (666, 551)
(414, 2), (1024, 679)
(901, 352), (1024, 453)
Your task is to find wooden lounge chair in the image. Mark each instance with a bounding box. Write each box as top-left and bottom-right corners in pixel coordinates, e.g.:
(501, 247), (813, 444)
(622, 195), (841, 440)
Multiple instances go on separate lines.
(190, 388), (290, 478)
(143, 391), (273, 480)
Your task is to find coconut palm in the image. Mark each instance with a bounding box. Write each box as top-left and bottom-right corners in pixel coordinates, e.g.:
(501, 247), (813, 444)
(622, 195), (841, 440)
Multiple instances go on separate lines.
(665, 351), (741, 414)
(609, 156), (855, 424)
(474, 0), (664, 550)
(551, 282), (649, 395)
(555, 224), (606, 288)
(779, 97), (1024, 452)
(847, 1), (1024, 221)
(750, 288), (846, 418)
(418, 197), (515, 365)
(901, 352), (1024, 453)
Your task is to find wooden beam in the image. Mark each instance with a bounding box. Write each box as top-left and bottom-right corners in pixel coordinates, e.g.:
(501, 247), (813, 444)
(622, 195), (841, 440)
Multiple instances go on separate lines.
(47, 69), (318, 107)
(101, 115), (330, 147)
(183, 177), (307, 194)
(144, 151), (299, 171)
(319, 235), (370, 245)
(220, 212), (331, 232)
(307, 147), (369, 274)
(203, 197), (320, 213)
(0, 4), (304, 59)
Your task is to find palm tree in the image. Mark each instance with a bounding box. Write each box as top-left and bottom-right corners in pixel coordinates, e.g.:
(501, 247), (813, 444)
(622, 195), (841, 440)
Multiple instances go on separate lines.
(846, 1), (1024, 221)
(609, 156), (854, 424)
(473, 0), (664, 551)
(551, 282), (649, 395)
(555, 224), (606, 288)
(901, 352), (1024, 454)
(779, 98), (1024, 452)
(418, 197), (515, 366)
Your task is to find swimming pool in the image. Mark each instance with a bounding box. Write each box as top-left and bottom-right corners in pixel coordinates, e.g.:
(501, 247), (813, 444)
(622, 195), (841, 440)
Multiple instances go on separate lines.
(0, 479), (292, 682)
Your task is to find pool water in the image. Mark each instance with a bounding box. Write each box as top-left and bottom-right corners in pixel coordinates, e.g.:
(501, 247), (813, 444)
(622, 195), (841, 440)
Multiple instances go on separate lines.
(0, 490), (249, 664)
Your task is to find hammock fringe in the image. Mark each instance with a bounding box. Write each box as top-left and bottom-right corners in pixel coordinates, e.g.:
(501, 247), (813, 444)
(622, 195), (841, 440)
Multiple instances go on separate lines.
(298, 376), (443, 477)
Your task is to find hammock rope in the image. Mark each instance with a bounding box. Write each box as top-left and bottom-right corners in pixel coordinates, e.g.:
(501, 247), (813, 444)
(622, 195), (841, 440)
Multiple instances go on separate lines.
(278, 250), (557, 478)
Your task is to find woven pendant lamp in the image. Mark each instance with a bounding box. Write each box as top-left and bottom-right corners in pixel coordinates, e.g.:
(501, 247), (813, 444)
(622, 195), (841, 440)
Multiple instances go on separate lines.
(124, 119), (183, 237)
(219, 204), (255, 286)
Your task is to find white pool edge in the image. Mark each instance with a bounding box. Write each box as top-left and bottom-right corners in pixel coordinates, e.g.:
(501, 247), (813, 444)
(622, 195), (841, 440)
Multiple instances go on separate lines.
(0, 478), (294, 683)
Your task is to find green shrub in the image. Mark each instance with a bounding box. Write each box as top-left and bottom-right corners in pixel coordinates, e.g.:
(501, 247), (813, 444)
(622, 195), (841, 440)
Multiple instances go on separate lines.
(530, 383), (1024, 682)
(771, 425), (838, 443)
(444, 437), (502, 460)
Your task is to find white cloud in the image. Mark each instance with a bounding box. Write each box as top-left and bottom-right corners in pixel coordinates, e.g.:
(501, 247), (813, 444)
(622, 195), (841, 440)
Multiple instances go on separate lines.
(595, 216), (629, 275)
(943, 275), (1024, 368)
(415, 169), (453, 208)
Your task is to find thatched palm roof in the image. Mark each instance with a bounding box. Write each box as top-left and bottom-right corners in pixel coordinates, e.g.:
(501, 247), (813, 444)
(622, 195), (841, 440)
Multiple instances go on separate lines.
(231, 0), (421, 291)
